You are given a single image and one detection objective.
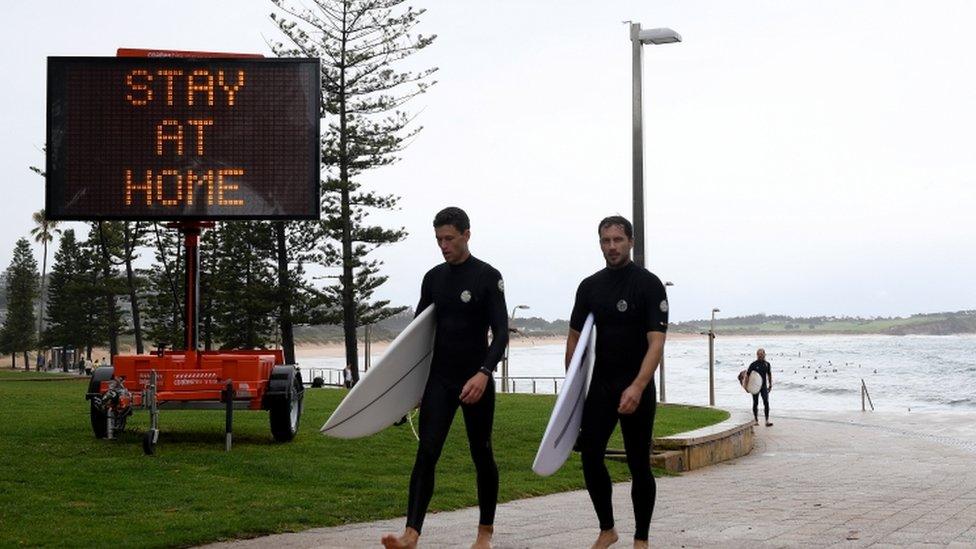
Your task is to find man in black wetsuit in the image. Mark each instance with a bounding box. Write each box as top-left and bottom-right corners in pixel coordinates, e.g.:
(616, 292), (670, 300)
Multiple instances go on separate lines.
(566, 215), (668, 549)
(382, 207), (508, 549)
(747, 348), (773, 426)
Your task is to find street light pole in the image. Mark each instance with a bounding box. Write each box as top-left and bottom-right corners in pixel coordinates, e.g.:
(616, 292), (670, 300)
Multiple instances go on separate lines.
(502, 304), (529, 393)
(631, 22), (645, 267)
(708, 307), (720, 406)
(659, 280), (674, 402)
(629, 22), (681, 268)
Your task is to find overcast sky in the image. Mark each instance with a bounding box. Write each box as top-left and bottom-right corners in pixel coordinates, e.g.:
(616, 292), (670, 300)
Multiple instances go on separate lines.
(1, 0), (974, 322)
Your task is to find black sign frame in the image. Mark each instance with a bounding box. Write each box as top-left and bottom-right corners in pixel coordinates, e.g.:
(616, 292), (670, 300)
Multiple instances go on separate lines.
(46, 57), (321, 221)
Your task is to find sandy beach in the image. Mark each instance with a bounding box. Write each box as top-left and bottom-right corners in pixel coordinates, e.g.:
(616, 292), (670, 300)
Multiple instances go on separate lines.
(19, 331), (698, 368)
(294, 336), (561, 359)
(294, 331), (700, 359)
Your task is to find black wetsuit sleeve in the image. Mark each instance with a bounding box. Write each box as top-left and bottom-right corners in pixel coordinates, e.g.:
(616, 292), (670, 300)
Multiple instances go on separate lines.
(569, 280), (588, 332)
(482, 268), (508, 372)
(416, 271), (433, 318)
(643, 276), (669, 333)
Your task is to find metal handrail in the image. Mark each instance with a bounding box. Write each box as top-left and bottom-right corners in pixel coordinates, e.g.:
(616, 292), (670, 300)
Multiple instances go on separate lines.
(301, 368), (568, 395)
(499, 375), (565, 395)
(304, 367), (345, 387)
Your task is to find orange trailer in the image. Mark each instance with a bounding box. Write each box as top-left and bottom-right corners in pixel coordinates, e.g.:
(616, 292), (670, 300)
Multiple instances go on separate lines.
(86, 349), (304, 454)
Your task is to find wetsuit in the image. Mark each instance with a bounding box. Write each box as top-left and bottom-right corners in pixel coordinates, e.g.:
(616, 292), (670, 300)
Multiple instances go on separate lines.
(569, 261), (668, 541)
(747, 359), (771, 422)
(405, 256), (508, 533)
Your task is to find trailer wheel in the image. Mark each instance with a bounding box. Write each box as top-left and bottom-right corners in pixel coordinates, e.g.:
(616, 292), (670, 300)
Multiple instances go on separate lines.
(87, 367), (115, 439)
(268, 366), (304, 442)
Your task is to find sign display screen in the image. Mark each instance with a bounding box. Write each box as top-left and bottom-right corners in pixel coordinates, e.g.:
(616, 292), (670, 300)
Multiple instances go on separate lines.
(46, 57), (320, 220)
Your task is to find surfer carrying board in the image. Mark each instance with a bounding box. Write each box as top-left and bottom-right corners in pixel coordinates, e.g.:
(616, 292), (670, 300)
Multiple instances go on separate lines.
(747, 348), (773, 426)
(382, 207), (508, 549)
(566, 215), (668, 549)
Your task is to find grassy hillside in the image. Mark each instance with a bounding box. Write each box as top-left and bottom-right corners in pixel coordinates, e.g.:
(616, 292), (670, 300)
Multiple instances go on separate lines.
(669, 310), (976, 336)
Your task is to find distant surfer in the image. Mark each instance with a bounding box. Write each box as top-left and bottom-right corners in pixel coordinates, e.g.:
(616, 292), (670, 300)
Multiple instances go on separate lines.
(382, 207), (508, 549)
(747, 348), (773, 426)
(566, 216), (668, 549)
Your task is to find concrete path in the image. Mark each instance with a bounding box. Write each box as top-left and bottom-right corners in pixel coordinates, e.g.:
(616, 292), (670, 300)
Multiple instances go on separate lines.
(205, 409), (976, 548)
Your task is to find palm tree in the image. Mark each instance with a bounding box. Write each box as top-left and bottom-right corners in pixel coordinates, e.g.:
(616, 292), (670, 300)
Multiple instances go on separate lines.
(30, 209), (60, 359)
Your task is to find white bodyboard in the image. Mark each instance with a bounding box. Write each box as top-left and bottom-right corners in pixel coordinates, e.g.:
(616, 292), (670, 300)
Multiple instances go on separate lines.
(321, 306), (436, 439)
(746, 370), (763, 395)
(532, 313), (596, 476)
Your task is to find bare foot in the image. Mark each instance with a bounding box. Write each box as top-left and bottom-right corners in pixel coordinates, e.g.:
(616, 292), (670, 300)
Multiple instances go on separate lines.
(471, 524), (493, 549)
(634, 539), (649, 549)
(381, 527), (419, 549)
(591, 528), (619, 549)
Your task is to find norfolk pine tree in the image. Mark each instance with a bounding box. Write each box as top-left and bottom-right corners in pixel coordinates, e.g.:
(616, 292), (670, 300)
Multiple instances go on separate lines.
(142, 223), (184, 351)
(2, 238), (39, 368)
(91, 221), (149, 356)
(119, 222), (148, 354)
(86, 223), (125, 359)
(210, 221), (277, 350)
(270, 220), (323, 364)
(271, 0), (437, 382)
(43, 229), (92, 354)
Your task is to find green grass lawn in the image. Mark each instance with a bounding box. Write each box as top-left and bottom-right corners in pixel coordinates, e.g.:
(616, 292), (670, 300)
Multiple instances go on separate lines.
(0, 370), (727, 547)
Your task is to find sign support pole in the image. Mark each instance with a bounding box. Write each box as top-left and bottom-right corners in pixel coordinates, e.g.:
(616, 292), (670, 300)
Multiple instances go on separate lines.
(166, 221), (214, 363)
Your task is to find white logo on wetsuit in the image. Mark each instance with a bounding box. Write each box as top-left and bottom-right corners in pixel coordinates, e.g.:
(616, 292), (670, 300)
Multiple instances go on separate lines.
(660, 300), (669, 313)
(617, 299), (628, 312)
(460, 290), (472, 303)
(497, 279), (504, 293)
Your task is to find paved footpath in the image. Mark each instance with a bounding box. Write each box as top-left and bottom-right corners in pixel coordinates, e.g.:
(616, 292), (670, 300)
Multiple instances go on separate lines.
(205, 409), (976, 548)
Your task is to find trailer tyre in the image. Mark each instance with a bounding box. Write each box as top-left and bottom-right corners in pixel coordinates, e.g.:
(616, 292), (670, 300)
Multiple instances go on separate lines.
(268, 366), (304, 442)
(87, 367), (115, 439)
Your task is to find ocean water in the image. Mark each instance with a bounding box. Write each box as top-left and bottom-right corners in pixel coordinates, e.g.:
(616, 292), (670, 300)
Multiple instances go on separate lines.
(301, 334), (976, 412)
(645, 334), (976, 412)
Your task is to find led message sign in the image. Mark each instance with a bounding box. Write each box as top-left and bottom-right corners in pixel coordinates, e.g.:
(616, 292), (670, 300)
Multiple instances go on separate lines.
(46, 57), (320, 220)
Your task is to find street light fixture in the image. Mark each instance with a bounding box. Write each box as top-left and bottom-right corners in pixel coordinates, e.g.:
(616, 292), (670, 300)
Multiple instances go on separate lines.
(638, 28), (682, 45)
(659, 281), (673, 403)
(630, 22), (681, 267)
(502, 304), (530, 393)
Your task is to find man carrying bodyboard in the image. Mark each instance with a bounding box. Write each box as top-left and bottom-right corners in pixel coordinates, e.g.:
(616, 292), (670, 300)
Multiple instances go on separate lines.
(566, 215), (668, 549)
(383, 207), (508, 549)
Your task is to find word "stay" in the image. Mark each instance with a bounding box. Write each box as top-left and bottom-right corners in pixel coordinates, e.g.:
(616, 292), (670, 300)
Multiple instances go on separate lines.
(126, 69), (245, 107)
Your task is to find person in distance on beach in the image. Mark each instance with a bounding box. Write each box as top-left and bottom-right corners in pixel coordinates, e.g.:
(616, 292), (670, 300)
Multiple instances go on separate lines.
(566, 215), (668, 549)
(747, 348), (773, 426)
(382, 207), (508, 549)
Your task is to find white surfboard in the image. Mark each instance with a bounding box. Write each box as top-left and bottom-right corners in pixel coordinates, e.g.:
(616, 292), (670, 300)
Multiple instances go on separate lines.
(532, 313), (596, 476)
(321, 305), (436, 439)
(746, 370), (763, 395)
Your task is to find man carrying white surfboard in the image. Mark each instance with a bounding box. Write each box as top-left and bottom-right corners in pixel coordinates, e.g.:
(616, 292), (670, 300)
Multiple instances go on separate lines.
(747, 348), (773, 426)
(382, 207), (508, 549)
(566, 215), (668, 549)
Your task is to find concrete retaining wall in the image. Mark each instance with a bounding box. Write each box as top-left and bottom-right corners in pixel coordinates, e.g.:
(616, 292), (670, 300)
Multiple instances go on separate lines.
(651, 412), (754, 472)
